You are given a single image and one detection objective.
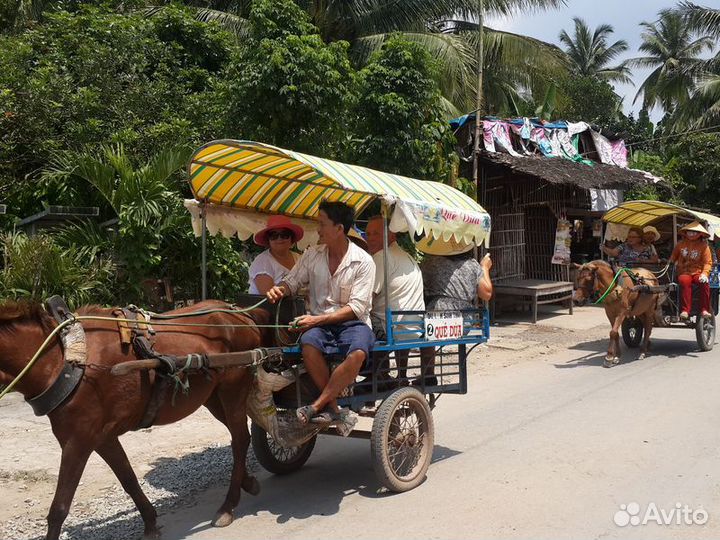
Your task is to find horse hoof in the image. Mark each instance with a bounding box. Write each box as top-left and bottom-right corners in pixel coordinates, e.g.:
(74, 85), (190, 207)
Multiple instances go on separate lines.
(638, 353), (646, 361)
(612, 357), (620, 365)
(212, 511), (234, 528)
(603, 360), (612, 368)
(243, 475), (261, 496)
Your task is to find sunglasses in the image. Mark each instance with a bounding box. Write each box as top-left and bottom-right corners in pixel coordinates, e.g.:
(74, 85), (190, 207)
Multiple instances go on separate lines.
(268, 230), (293, 241)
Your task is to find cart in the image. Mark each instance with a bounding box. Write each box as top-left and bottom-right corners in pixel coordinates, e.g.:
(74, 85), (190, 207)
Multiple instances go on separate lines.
(185, 140), (492, 492)
(602, 200), (719, 351)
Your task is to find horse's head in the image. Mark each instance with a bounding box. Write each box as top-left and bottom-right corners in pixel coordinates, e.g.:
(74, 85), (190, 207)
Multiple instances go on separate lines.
(0, 300), (58, 391)
(573, 261), (612, 306)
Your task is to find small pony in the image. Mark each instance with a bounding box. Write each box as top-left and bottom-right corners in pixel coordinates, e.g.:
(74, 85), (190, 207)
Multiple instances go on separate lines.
(574, 260), (661, 367)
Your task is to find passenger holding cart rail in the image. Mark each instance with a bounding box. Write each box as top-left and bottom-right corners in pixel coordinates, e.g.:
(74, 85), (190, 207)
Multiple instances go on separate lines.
(265, 201), (376, 425)
(671, 221), (713, 320)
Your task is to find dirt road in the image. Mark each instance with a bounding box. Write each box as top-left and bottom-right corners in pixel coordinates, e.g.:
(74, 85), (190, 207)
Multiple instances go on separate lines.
(2, 311), (718, 540)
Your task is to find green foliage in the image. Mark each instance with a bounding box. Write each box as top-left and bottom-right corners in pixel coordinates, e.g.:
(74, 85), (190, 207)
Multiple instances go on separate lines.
(350, 35), (456, 182)
(625, 151), (686, 204)
(558, 17), (632, 84)
(554, 75), (622, 126)
(0, 232), (116, 306)
(42, 144), (191, 301)
(206, 236), (250, 301)
(629, 8), (714, 114)
(0, 5), (232, 221)
(663, 133), (720, 213)
(216, 0), (355, 156)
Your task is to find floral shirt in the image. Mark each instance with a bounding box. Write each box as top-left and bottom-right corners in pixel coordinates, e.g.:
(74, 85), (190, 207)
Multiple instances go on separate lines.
(616, 243), (655, 265)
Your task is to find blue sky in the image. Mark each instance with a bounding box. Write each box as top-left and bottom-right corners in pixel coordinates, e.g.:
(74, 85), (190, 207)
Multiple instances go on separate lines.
(488, 0), (687, 121)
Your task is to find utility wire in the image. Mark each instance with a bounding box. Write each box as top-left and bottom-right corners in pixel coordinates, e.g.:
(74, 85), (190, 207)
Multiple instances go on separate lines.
(623, 123), (720, 149)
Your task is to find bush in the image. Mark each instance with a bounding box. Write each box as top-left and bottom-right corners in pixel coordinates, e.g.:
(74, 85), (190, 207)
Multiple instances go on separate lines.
(0, 232), (116, 307)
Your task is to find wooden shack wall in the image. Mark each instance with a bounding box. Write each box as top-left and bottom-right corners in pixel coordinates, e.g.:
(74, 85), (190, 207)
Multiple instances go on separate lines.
(479, 165), (592, 282)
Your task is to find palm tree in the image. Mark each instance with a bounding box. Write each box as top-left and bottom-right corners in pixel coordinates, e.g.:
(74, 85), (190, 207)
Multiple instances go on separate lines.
(629, 8), (714, 114)
(672, 2), (720, 128)
(558, 17), (632, 83)
(172, 0), (568, 115)
(443, 20), (567, 114)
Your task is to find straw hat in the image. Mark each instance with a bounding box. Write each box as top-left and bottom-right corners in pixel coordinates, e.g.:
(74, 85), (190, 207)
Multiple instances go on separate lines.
(679, 221), (710, 238)
(642, 225), (661, 242)
(348, 225), (368, 251)
(415, 234), (474, 256)
(253, 215), (304, 247)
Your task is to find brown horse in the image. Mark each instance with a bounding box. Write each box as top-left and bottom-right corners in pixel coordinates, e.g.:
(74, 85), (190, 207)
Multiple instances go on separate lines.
(573, 260), (661, 367)
(0, 299), (273, 540)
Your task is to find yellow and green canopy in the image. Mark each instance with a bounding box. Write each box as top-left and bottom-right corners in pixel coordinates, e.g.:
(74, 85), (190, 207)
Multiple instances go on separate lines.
(187, 140), (491, 250)
(602, 200), (720, 238)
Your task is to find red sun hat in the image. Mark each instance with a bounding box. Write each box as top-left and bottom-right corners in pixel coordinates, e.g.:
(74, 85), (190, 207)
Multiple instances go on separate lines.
(254, 215), (304, 247)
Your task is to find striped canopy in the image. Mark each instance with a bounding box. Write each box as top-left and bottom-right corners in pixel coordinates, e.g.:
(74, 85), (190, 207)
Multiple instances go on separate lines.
(603, 200), (720, 239)
(188, 140), (491, 247)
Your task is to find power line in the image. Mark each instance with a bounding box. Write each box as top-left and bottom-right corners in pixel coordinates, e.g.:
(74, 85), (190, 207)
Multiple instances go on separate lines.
(623, 123), (720, 149)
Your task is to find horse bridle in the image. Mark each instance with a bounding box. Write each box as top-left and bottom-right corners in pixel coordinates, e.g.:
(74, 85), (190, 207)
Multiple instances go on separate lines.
(577, 265), (600, 303)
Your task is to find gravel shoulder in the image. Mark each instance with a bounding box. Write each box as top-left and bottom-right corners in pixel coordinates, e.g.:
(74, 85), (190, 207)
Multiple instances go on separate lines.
(0, 320), (610, 540)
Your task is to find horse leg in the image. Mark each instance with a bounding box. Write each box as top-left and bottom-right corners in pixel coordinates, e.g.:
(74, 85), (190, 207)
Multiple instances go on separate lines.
(606, 312), (626, 367)
(205, 396), (259, 497)
(95, 438), (160, 539)
(46, 442), (93, 540)
(206, 387), (256, 528)
(638, 311), (655, 361)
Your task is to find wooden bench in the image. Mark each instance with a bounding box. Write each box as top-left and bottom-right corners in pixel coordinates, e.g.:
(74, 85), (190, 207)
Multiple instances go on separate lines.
(493, 279), (574, 323)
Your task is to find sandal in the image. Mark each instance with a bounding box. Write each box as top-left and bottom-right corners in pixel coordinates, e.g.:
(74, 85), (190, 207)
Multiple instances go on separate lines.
(296, 404), (318, 425)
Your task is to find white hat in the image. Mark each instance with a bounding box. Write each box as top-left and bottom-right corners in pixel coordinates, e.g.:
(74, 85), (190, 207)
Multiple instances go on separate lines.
(642, 225), (660, 242)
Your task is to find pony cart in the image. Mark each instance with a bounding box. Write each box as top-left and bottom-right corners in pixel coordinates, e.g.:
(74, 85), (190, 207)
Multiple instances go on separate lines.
(601, 200), (719, 352)
(185, 140), (492, 492)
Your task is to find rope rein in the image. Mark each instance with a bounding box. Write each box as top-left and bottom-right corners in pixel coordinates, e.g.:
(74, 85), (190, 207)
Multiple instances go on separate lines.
(0, 300), (294, 401)
(594, 267), (633, 305)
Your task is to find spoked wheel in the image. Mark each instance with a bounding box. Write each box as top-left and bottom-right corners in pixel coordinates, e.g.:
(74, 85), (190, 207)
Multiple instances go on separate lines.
(696, 312), (716, 352)
(251, 422), (316, 475)
(621, 317), (644, 348)
(370, 387), (434, 492)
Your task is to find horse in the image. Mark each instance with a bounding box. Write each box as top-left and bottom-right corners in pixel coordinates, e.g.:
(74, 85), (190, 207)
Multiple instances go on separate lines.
(0, 299), (274, 540)
(573, 260), (661, 367)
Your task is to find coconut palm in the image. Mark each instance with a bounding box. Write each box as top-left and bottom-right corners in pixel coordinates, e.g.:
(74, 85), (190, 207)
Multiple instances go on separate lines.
(671, 2), (720, 128)
(444, 19), (567, 114)
(679, 1), (720, 39)
(171, 0), (568, 115)
(558, 17), (632, 83)
(629, 8), (714, 114)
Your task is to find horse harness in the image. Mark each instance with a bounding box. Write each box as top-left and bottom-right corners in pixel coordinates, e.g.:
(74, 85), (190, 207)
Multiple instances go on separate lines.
(586, 265), (647, 305)
(25, 298), (284, 430)
(25, 296), (86, 417)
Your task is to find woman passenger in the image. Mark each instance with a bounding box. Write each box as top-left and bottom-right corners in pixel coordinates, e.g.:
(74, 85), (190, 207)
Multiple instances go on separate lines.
(601, 227), (658, 265)
(248, 216), (304, 295)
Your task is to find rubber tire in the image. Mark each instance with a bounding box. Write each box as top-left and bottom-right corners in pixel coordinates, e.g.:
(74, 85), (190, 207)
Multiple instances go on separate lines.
(370, 387), (434, 493)
(251, 422), (316, 475)
(621, 317), (644, 349)
(696, 312), (716, 352)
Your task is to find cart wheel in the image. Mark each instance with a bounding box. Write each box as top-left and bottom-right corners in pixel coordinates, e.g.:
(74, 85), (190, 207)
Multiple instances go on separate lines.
(696, 312), (716, 352)
(370, 387), (434, 493)
(251, 422), (316, 475)
(621, 318), (644, 348)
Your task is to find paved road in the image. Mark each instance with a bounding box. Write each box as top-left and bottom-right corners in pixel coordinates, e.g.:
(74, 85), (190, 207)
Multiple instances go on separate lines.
(161, 326), (720, 540)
